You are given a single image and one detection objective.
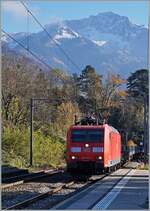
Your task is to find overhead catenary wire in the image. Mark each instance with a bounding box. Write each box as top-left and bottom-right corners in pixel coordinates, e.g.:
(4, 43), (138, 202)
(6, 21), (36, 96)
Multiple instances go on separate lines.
(27, 8), (29, 51)
(20, 1), (81, 72)
(2, 29), (53, 70)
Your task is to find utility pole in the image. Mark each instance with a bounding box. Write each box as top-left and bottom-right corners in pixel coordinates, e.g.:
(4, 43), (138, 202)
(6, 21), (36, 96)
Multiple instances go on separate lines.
(125, 131), (128, 147)
(29, 98), (57, 166)
(143, 94), (148, 160)
(125, 131), (128, 160)
(29, 98), (33, 166)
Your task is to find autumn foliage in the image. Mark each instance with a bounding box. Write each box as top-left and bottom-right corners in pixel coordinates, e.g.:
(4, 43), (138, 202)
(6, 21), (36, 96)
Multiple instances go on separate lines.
(2, 54), (148, 168)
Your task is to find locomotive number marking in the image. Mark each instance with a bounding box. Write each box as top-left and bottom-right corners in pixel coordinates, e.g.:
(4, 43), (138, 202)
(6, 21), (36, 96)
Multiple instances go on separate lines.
(83, 148), (91, 152)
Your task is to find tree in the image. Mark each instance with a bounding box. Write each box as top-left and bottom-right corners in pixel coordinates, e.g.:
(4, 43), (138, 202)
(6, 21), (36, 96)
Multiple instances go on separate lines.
(53, 101), (80, 137)
(77, 65), (103, 115)
(127, 69), (149, 157)
(97, 72), (126, 123)
(2, 62), (34, 126)
(127, 69), (148, 100)
(102, 72), (126, 107)
(33, 69), (49, 98)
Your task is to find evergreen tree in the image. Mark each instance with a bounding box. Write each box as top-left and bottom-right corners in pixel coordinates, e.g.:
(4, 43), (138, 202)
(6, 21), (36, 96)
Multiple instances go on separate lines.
(127, 69), (148, 103)
(77, 65), (102, 115)
(127, 69), (149, 156)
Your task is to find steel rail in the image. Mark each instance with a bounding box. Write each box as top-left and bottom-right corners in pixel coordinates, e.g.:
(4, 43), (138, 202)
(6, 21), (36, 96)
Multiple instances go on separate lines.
(3, 164), (132, 210)
(4, 181), (75, 210)
(51, 168), (132, 210)
(2, 170), (45, 184)
(2, 169), (64, 189)
(4, 172), (110, 210)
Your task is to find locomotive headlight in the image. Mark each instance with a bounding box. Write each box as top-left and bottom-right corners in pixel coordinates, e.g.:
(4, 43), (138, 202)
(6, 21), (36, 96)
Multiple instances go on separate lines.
(98, 156), (102, 160)
(71, 156), (76, 159)
(85, 144), (89, 148)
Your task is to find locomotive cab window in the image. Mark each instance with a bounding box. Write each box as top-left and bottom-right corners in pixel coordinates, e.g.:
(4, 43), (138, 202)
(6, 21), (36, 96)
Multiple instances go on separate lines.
(71, 129), (104, 142)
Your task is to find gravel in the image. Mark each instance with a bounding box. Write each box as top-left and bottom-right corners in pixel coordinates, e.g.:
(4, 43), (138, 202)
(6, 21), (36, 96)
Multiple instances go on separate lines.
(2, 171), (107, 209)
(23, 181), (90, 209)
(2, 171), (95, 209)
(2, 172), (72, 209)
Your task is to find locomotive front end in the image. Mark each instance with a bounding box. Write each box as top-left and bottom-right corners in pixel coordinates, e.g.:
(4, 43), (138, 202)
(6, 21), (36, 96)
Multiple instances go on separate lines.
(66, 126), (105, 173)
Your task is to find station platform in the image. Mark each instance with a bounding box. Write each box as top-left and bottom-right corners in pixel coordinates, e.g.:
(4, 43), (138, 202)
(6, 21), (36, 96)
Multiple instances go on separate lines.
(123, 161), (143, 169)
(51, 168), (149, 210)
(107, 169), (148, 210)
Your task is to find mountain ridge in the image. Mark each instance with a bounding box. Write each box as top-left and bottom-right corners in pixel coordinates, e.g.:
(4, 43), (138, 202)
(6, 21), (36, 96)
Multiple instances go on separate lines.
(2, 11), (148, 76)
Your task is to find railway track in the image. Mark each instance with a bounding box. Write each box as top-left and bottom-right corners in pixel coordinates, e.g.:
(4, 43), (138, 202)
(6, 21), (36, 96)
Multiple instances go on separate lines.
(2, 169), (64, 189)
(4, 181), (75, 210)
(2, 163), (138, 210)
(2, 169), (114, 210)
(1, 171), (104, 210)
(2, 170), (46, 183)
(2, 169), (72, 209)
(51, 168), (133, 210)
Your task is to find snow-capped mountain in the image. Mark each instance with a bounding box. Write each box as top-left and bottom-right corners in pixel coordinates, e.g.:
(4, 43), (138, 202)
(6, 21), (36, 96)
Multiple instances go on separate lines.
(2, 12), (148, 76)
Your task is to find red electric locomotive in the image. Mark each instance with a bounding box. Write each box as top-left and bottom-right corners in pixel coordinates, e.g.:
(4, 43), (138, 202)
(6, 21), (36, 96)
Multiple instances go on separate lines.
(66, 120), (121, 174)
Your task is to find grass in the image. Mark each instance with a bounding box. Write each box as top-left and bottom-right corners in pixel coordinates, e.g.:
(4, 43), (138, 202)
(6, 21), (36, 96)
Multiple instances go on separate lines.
(137, 163), (149, 170)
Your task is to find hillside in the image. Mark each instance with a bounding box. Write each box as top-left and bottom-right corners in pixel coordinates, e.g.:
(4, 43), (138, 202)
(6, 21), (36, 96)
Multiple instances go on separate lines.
(2, 11), (148, 76)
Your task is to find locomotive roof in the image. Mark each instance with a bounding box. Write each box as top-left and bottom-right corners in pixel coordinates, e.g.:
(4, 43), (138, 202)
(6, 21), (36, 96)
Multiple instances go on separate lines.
(71, 124), (119, 134)
(110, 126), (120, 134)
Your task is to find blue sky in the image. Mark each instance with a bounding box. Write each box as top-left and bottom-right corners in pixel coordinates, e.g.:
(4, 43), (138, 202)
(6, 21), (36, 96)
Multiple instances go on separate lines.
(2, 0), (149, 33)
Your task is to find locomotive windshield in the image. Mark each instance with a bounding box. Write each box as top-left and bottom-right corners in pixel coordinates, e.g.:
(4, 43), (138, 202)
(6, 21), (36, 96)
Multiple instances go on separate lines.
(71, 129), (104, 143)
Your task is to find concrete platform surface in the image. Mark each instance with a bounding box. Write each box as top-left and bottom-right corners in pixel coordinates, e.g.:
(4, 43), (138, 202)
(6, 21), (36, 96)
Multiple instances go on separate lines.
(123, 161), (142, 169)
(51, 169), (148, 210)
(107, 170), (149, 210)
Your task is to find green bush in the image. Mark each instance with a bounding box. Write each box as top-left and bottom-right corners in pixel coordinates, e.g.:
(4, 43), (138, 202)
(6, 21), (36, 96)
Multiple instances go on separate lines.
(2, 126), (29, 168)
(2, 126), (66, 169)
(33, 130), (65, 168)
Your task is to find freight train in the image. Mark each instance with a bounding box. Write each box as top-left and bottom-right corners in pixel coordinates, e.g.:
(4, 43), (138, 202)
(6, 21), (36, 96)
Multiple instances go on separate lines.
(66, 116), (121, 174)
